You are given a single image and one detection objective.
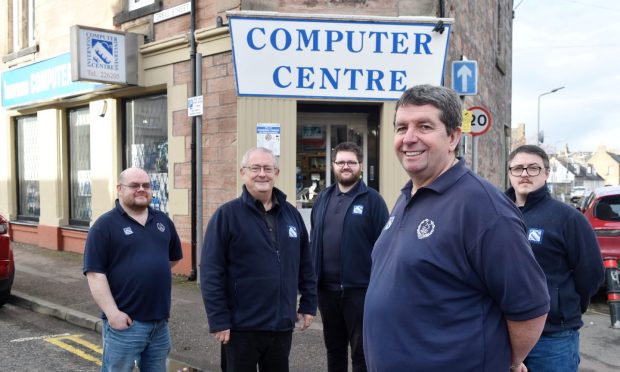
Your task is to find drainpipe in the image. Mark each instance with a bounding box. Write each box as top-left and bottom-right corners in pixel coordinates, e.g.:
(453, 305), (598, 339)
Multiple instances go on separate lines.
(188, 0), (198, 281)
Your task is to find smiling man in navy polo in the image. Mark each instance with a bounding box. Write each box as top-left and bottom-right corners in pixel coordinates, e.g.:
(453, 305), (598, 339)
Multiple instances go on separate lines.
(363, 85), (550, 371)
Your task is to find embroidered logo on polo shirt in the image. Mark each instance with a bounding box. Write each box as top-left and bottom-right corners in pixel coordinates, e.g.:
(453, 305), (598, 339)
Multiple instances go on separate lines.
(288, 226), (298, 238)
(528, 228), (543, 244)
(352, 205), (364, 215)
(417, 219), (435, 239)
(384, 216), (394, 230)
(123, 227), (133, 236)
(157, 223), (166, 232)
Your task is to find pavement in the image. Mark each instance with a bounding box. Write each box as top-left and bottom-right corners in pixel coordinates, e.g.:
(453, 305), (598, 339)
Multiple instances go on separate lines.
(7, 242), (620, 371)
(8, 242), (327, 372)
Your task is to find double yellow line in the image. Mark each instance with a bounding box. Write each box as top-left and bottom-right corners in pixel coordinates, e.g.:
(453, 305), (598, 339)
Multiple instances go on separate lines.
(45, 334), (102, 366)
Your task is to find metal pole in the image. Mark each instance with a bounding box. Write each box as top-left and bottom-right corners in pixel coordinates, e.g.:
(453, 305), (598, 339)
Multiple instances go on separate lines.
(188, 0), (198, 281)
(536, 86), (565, 146)
(195, 53), (203, 282)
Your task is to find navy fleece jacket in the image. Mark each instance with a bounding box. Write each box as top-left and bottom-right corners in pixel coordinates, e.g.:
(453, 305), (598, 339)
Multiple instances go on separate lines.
(506, 185), (604, 333)
(200, 186), (317, 333)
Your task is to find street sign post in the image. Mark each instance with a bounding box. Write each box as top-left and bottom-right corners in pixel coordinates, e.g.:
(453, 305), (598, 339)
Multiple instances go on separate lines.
(466, 106), (491, 136)
(452, 60), (478, 95)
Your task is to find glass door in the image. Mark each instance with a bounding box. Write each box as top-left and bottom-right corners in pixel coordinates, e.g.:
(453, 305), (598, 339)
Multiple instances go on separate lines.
(296, 113), (368, 211)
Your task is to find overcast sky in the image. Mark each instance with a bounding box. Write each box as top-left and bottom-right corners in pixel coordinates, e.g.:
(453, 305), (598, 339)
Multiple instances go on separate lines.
(511, 0), (620, 153)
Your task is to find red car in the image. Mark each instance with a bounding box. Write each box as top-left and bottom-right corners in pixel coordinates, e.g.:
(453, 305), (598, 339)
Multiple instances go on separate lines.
(581, 186), (620, 260)
(0, 214), (14, 306)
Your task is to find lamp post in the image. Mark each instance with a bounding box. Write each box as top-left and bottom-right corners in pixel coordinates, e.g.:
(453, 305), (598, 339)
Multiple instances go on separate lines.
(537, 86), (565, 146)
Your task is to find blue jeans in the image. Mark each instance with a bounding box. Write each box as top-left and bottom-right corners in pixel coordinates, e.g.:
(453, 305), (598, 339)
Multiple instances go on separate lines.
(101, 319), (170, 372)
(524, 329), (580, 372)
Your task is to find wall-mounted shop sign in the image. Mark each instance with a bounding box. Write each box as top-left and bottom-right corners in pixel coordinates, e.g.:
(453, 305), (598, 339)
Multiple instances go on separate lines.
(1, 53), (103, 108)
(228, 11), (453, 101)
(70, 25), (141, 85)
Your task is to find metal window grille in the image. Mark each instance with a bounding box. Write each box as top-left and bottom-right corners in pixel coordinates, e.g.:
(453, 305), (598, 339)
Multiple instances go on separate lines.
(16, 115), (40, 221)
(124, 94), (169, 214)
(68, 107), (91, 225)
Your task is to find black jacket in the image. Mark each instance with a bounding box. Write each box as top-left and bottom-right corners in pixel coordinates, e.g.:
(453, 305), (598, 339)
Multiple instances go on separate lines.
(310, 181), (389, 288)
(200, 186), (317, 332)
(506, 185), (604, 333)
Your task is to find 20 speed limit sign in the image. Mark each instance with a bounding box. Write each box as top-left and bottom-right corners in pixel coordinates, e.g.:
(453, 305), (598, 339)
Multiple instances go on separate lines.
(466, 106), (492, 136)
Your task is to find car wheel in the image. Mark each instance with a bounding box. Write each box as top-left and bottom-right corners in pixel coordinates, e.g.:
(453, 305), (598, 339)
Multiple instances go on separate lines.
(0, 289), (10, 306)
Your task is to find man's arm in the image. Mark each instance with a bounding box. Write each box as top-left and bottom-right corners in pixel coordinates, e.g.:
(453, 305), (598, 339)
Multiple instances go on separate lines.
(85, 272), (132, 330)
(506, 314), (547, 370)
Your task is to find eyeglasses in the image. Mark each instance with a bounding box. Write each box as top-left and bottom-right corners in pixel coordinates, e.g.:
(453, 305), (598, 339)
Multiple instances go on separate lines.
(243, 165), (277, 174)
(333, 161), (359, 168)
(508, 165), (544, 177)
(121, 183), (152, 190)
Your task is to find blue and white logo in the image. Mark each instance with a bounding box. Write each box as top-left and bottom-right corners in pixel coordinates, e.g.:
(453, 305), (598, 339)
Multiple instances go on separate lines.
(528, 228), (544, 244)
(123, 227), (133, 236)
(416, 218), (435, 239)
(91, 39), (114, 65)
(288, 226), (298, 238)
(157, 223), (166, 232)
(352, 205), (364, 215)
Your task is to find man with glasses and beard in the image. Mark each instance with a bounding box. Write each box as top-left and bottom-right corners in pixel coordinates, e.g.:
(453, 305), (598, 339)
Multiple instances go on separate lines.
(310, 142), (388, 372)
(84, 167), (183, 372)
(506, 145), (604, 372)
(201, 147), (317, 372)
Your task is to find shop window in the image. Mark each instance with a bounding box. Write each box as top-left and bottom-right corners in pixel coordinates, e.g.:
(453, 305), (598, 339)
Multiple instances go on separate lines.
(68, 107), (91, 226)
(16, 115), (40, 222)
(124, 94), (169, 214)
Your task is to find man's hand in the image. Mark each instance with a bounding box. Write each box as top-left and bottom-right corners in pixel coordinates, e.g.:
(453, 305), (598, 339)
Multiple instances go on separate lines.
(214, 329), (230, 344)
(297, 313), (314, 331)
(107, 310), (133, 330)
(511, 362), (527, 372)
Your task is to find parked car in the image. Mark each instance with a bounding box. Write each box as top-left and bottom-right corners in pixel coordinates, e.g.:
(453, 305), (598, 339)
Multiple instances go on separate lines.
(570, 186), (590, 204)
(581, 186), (620, 260)
(0, 213), (14, 306)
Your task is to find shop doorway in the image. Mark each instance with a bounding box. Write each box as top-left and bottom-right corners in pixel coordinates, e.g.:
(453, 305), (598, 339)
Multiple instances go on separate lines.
(295, 104), (380, 224)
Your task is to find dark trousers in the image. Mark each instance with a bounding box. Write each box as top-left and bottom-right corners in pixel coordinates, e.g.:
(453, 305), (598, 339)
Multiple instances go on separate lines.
(318, 287), (368, 372)
(221, 330), (293, 372)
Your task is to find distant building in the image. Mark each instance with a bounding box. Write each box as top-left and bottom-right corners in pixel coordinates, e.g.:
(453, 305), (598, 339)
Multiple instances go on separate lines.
(548, 156), (604, 200)
(511, 122), (526, 151)
(588, 146), (620, 186)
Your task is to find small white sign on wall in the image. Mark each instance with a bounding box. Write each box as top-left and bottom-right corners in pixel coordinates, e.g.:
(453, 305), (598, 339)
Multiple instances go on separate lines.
(128, 0), (155, 12)
(257, 123), (281, 156)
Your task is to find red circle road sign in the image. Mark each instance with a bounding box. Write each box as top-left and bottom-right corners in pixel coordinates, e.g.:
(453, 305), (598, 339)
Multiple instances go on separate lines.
(467, 106), (492, 136)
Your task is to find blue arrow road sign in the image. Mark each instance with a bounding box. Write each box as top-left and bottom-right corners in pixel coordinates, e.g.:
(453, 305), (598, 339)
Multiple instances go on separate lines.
(452, 60), (478, 95)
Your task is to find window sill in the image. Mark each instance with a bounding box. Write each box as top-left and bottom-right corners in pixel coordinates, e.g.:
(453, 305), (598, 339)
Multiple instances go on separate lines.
(2, 44), (39, 63)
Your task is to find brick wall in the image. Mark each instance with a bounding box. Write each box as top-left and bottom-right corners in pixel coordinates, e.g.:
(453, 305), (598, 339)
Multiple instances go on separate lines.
(171, 51), (237, 241)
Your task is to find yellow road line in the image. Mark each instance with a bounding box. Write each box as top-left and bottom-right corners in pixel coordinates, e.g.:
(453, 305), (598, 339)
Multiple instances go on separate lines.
(44, 334), (102, 366)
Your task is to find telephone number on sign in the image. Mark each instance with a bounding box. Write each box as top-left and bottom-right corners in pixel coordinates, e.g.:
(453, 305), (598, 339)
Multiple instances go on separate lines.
(88, 70), (121, 82)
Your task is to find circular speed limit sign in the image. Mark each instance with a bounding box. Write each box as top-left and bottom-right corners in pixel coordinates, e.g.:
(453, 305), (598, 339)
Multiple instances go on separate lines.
(467, 106), (492, 136)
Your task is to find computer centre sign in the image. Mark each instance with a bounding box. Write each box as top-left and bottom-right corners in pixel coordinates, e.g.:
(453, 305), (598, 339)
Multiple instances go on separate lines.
(228, 11), (453, 101)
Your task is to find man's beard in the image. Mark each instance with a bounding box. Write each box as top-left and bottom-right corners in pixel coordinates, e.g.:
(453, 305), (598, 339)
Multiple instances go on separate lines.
(336, 171), (360, 187)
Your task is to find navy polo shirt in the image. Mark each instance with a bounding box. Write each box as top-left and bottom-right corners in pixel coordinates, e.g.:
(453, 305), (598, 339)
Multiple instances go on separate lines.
(364, 160), (549, 371)
(83, 200), (183, 321)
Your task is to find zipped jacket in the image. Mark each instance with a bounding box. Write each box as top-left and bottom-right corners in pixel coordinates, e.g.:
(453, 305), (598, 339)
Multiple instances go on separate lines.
(200, 186), (317, 332)
(310, 181), (389, 288)
(506, 185), (604, 332)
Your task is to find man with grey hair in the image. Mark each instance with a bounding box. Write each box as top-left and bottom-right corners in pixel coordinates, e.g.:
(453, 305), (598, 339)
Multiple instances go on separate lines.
(201, 147), (317, 372)
(363, 85), (550, 371)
